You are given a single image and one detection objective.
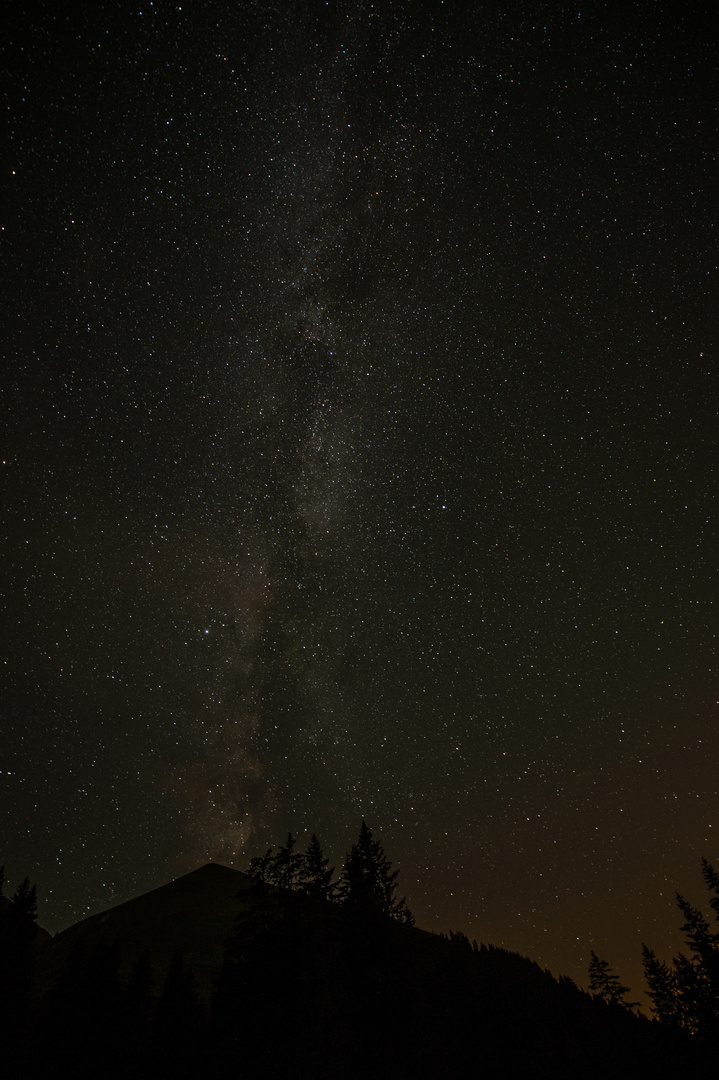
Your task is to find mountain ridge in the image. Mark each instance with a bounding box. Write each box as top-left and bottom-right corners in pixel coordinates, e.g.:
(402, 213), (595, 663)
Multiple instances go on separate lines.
(36, 862), (255, 1000)
(14, 862), (712, 1079)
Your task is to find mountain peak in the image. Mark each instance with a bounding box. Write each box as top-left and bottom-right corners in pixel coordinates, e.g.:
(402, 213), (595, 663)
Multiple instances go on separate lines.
(37, 862), (255, 1001)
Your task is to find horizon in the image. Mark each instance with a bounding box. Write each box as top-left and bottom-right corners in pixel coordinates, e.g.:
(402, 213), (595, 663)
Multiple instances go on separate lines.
(2, 1), (715, 1018)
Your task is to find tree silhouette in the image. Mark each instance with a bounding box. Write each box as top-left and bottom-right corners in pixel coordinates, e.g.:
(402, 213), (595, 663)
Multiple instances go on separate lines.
(339, 821), (413, 925)
(1, 871), (39, 1057)
(702, 857), (719, 923)
(247, 846), (276, 884)
(247, 832), (335, 900)
(301, 833), (335, 899)
(12, 877), (38, 922)
(642, 859), (719, 1039)
(588, 951), (637, 1009)
(274, 831), (303, 890)
(677, 891), (719, 989)
(642, 945), (683, 1026)
(247, 833), (304, 890)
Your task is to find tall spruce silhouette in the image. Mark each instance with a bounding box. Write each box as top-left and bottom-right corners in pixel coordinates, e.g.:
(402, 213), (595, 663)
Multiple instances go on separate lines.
(1, 871), (39, 1061)
(274, 831), (303, 890)
(301, 833), (335, 899)
(642, 858), (719, 1039)
(12, 877), (38, 922)
(339, 821), (413, 925)
(588, 951), (638, 1009)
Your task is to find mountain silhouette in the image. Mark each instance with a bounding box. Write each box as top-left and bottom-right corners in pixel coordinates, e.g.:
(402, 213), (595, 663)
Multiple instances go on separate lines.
(36, 862), (253, 1001)
(22, 863), (713, 1080)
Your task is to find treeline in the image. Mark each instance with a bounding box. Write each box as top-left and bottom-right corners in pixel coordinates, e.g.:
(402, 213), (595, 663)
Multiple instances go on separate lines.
(642, 858), (719, 1038)
(586, 857), (719, 1042)
(1, 838), (717, 1079)
(0, 863), (41, 1034)
(246, 820), (413, 923)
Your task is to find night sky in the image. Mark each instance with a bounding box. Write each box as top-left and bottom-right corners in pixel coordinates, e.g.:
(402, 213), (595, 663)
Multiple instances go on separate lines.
(2, 1), (716, 1002)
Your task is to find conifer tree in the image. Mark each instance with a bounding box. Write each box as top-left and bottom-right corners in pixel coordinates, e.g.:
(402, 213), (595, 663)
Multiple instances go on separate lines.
(274, 831), (302, 890)
(12, 877), (38, 922)
(588, 951), (637, 1009)
(339, 821), (413, 925)
(642, 861), (719, 1037)
(702, 858), (719, 922)
(642, 945), (682, 1025)
(676, 891), (719, 987)
(676, 951), (715, 1035)
(301, 834), (334, 899)
(247, 833), (304, 890)
(247, 847), (276, 884)
(1, 873), (39, 1040)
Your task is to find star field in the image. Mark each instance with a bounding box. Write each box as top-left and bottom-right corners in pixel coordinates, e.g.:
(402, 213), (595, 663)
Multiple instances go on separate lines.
(1, 1), (716, 1002)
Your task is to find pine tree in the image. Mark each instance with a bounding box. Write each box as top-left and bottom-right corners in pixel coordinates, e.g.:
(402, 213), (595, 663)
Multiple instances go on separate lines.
(677, 893), (719, 959)
(301, 834), (335, 899)
(12, 877), (38, 922)
(642, 944), (681, 1025)
(643, 862), (719, 1038)
(1, 873), (39, 1042)
(339, 821), (413, 925)
(247, 847), (276, 884)
(588, 951), (637, 1009)
(702, 858), (719, 922)
(247, 833), (304, 890)
(674, 887), (719, 1037)
(274, 831), (302, 890)
(677, 891), (719, 989)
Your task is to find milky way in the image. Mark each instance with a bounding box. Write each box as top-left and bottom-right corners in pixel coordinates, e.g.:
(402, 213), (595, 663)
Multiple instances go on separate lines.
(1, 1), (716, 1001)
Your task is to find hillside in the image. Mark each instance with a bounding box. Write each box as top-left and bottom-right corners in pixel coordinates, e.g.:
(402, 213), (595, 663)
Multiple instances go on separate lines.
(35, 862), (254, 1001)
(12, 863), (710, 1080)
